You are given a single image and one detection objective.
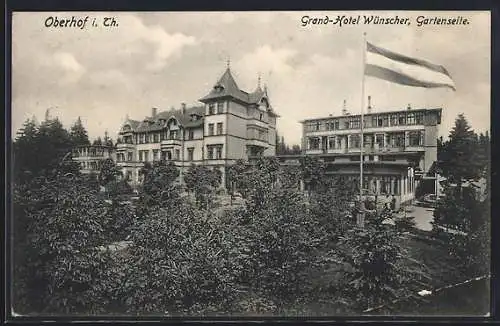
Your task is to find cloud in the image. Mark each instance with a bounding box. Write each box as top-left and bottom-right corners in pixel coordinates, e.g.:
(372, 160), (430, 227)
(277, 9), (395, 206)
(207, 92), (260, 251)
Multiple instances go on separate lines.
(11, 11), (490, 147)
(122, 15), (197, 70)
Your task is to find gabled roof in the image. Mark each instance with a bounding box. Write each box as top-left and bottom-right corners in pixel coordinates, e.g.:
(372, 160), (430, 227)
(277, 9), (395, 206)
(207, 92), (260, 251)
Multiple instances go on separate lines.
(123, 106), (205, 133)
(200, 68), (271, 105)
(123, 119), (140, 130)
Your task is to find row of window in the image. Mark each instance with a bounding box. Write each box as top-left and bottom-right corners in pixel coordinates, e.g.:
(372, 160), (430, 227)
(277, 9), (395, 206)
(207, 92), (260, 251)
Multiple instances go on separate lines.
(247, 127), (269, 142)
(339, 175), (412, 195)
(73, 148), (112, 157)
(122, 123), (225, 144)
(207, 123), (223, 136)
(208, 102), (225, 115)
(306, 112), (426, 132)
(115, 145), (224, 162)
(308, 131), (425, 150)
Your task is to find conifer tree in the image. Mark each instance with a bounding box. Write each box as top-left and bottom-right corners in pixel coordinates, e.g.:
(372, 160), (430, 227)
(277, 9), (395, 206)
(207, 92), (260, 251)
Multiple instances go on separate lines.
(69, 117), (90, 146)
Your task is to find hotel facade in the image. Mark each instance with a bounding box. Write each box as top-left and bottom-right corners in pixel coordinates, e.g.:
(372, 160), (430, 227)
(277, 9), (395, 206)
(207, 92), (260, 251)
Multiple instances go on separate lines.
(300, 103), (442, 208)
(113, 67), (278, 188)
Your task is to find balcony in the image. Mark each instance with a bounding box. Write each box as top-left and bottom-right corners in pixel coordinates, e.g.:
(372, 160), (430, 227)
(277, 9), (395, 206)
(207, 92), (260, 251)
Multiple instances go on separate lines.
(247, 139), (269, 148)
(117, 143), (135, 151)
(161, 139), (182, 148)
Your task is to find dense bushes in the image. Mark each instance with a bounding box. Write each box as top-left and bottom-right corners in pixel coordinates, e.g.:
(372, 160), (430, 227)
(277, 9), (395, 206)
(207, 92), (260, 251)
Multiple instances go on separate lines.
(117, 201), (241, 314)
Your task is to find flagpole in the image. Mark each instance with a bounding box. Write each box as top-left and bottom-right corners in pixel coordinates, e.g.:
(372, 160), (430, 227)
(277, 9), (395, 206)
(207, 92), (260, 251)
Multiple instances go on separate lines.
(358, 32), (367, 228)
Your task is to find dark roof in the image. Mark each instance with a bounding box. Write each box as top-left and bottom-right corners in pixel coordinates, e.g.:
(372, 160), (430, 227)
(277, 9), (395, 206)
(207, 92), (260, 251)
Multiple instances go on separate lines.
(199, 68), (268, 105)
(123, 119), (140, 130)
(300, 107), (443, 123)
(124, 106), (205, 133)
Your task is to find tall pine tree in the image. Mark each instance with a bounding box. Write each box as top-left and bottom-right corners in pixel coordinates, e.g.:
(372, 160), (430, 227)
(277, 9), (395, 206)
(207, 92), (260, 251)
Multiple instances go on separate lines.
(439, 114), (482, 184)
(69, 117), (90, 146)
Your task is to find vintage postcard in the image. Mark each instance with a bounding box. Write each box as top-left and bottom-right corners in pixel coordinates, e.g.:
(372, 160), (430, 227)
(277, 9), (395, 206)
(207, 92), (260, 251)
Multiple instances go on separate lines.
(9, 10), (491, 319)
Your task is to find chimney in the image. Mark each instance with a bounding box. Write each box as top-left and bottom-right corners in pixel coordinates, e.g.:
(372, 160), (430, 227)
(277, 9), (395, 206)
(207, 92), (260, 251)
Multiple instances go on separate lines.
(342, 100), (348, 115)
(181, 102), (186, 115)
(407, 103), (412, 110)
(151, 107), (158, 117)
(367, 95), (372, 113)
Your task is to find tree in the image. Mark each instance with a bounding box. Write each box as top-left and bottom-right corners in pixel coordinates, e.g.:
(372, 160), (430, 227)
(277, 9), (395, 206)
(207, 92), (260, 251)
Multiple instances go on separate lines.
(138, 160), (180, 209)
(14, 114), (77, 180)
(310, 177), (356, 242)
(69, 117), (90, 146)
(439, 114), (482, 184)
(183, 165), (221, 209)
(229, 161), (327, 305)
(13, 117), (39, 181)
(337, 208), (430, 312)
(103, 131), (114, 147)
(118, 202), (242, 314)
(92, 137), (103, 146)
(13, 172), (111, 314)
(98, 158), (122, 188)
(300, 156), (325, 195)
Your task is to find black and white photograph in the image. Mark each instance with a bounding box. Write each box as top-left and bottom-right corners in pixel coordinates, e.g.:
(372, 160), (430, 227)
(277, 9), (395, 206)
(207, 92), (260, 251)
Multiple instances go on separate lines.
(9, 10), (491, 318)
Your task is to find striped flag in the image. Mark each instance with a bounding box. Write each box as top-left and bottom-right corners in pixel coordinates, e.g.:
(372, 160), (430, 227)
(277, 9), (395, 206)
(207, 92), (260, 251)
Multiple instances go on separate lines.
(365, 42), (456, 91)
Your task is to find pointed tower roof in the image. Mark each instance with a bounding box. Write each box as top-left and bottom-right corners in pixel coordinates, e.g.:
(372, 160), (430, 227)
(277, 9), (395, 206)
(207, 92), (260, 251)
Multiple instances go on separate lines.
(200, 67), (250, 103)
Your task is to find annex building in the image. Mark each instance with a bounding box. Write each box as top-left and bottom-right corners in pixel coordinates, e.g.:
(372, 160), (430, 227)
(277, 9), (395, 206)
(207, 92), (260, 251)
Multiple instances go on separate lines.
(300, 101), (442, 208)
(111, 67), (279, 188)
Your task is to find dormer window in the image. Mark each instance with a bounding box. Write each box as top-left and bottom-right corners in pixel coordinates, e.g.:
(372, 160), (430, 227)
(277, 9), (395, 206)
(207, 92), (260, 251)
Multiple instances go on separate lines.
(214, 83), (224, 93)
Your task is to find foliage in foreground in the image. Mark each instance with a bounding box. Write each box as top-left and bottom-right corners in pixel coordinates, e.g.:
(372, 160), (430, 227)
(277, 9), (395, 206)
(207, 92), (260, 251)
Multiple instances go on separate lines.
(337, 208), (431, 312)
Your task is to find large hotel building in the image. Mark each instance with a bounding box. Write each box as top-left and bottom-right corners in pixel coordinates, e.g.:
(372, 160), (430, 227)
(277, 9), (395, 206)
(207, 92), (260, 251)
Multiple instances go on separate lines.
(72, 68), (441, 207)
(300, 101), (442, 207)
(109, 67), (278, 187)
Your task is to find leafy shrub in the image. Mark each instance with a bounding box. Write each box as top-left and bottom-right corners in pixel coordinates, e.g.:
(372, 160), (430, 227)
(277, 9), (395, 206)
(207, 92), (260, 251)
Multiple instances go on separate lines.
(14, 173), (112, 314)
(337, 208), (430, 312)
(118, 201), (243, 314)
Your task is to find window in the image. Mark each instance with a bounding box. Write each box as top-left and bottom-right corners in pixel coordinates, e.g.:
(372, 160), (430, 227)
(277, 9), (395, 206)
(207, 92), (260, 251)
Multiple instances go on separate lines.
(175, 149), (180, 160)
(328, 136), (336, 149)
(334, 120), (339, 130)
(260, 113), (263, 121)
(336, 137), (342, 149)
(153, 149), (159, 161)
(349, 117), (360, 129)
(309, 137), (320, 150)
(208, 103), (215, 115)
(390, 114), (399, 126)
(409, 131), (423, 146)
(153, 133), (159, 143)
(144, 134), (149, 144)
(382, 115), (389, 126)
(188, 130), (194, 140)
(415, 112), (424, 124)
(207, 146), (214, 159)
(144, 151), (149, 162)
(216, 122), (223, 135)
(139, 151), (143, 161)
(315, 122), (321, 131)
(187, 148), (194, 161)
(407, 112), (416, 125)
(208, 123), (214, 136)
(127, 152), (133, 161)
(216, 146), (223, 159)
(217, 102), (224, 114)
(375, 134), (384, 147)
(398, 113), (407, 125)
(350, 134), (360, 148)
(394, 133), (405, 147)
(169, 130), (178, 139)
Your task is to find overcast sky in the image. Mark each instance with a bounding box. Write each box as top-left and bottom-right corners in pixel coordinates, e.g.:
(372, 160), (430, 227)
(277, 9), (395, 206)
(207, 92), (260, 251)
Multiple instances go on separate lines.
(12, 11), (490, 145)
